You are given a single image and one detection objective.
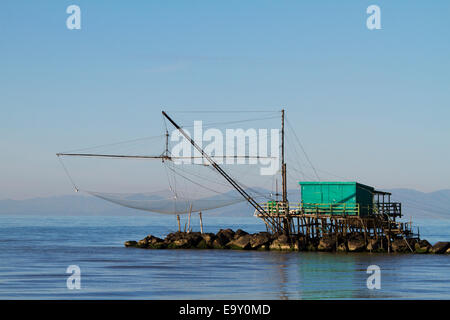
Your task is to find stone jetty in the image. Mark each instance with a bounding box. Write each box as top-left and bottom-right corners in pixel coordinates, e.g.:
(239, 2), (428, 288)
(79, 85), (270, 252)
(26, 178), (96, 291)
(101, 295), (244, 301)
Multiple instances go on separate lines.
(124, 229), (450, 254)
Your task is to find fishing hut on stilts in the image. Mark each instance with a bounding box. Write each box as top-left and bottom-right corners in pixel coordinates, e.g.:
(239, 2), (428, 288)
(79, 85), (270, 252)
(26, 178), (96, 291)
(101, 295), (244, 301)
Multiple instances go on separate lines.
(163, 110), (418, 252)
(57, 109), (418, 252)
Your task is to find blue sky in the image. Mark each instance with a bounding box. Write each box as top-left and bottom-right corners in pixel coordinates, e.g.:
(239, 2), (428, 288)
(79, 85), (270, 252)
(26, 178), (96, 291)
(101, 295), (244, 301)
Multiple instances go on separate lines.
(1, 1), (449, 199)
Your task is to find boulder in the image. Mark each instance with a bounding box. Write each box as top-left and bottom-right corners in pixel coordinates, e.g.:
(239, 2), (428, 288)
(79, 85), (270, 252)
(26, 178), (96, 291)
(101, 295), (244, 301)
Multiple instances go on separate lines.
(143, 235), (164, 248)
(318, 237), (335, 252)
(269, 234), (292, 250)
(407, 238), (418, 249)
(186, 232), (203, 246)
(391, 239), (412, 253)
(137, 239), (149, 248)
(347, 239), (366, 252)
(306, 243), (317, 251)
(366, 239), (379, 252)
(227, 234), (252, 250)
(215, 229), (235, 246)
(196, 233), (216, 249)
(250, 232), (272, 250)
(431, 241), (450, 254)
(133, 235), (165, 248)
(124, 240), (137, 247)
(171, 238), (190, 248)
(336, 243), (347, 252)
(234, 229), (249, 239)
(415, 240), (432, 254)
(446, 248), (450, 254)
(148, 242), (166, 249)
(212, 239), (227, 249)
(165, 232), (202, 248)
(165, 232), (186, 243)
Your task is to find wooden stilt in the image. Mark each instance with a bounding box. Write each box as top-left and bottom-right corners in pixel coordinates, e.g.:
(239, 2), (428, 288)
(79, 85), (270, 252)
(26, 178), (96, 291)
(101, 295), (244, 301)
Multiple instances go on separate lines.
(187, 204), (192, 233)
(199, 211), (203, 234)
(177, 214), (181, 232)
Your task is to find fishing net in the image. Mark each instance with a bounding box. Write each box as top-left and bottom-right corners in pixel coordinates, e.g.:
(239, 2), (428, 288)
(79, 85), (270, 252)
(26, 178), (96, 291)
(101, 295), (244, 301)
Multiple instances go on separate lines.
(87, 190), (249, 215)
(57, 110), (318, 215)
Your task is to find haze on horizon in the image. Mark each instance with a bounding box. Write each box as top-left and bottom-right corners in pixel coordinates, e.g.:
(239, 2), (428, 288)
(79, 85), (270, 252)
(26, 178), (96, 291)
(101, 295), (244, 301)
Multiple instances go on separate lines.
(1, 1), (449, 200)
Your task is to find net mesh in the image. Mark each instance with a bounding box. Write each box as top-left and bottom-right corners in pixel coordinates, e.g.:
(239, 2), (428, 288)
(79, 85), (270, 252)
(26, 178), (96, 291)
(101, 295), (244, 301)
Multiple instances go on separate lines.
(87, 190), (247, 215)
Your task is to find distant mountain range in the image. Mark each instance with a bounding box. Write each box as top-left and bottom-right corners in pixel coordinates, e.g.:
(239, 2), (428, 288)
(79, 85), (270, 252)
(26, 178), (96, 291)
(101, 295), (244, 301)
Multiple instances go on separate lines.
(0, 188), (449, 219)
(387, 188), (450, 219)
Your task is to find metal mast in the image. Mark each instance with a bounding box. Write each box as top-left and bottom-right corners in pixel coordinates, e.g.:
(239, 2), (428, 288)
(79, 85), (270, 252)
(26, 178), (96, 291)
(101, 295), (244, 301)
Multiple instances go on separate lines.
(281, 109), (290, 235)
(281, 109), (287, 204)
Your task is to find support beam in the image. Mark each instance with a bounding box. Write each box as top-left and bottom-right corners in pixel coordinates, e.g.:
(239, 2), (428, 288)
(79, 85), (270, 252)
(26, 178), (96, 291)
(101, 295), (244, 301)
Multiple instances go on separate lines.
(187, 204), (192, 233)
(199, 211), (204, 234)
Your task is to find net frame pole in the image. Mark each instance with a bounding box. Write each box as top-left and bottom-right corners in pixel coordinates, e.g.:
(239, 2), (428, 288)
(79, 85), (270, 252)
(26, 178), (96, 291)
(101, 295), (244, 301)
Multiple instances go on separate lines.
(199, 211), (204, 234)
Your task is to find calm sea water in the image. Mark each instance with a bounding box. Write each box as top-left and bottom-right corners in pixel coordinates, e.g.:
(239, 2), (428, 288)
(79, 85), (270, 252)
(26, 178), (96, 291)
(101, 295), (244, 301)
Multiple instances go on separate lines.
(0, 214), (449, 299)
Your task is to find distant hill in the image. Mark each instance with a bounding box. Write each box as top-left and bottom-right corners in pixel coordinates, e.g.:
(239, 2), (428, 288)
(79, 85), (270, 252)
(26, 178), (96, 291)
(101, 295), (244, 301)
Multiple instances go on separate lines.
(0, 194), (142, 216)
(0, 188), (449, 219)
(388, 188), (450, 219)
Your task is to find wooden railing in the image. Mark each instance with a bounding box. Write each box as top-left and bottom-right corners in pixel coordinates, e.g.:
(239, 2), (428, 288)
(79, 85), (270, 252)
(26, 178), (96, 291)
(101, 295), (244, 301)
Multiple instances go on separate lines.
(255, 202), (361, 216)
(375, 202), (402, 218)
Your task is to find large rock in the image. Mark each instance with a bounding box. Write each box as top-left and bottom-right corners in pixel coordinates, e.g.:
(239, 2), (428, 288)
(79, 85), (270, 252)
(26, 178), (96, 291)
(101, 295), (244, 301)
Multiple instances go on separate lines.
(366, 239), (379, 252)
(227, 234), (252, 250)
(124, 240), (137, 247)
(234, 229), (249, 239)
(269, 234), (292, 250)
(250, 232), (272, 250)
(296, 236), (308, 251)
(165, 232), (186, 243)
(391, 239), (414, 253)
(336, 243), (347, 252)
(212, 239), (226, 249)
(196, 233), (216, 249)
(431, 241), (450, 254)
(165, 232), (202, 249)
(415, 240), (432, 254)
(215, 229), (235, 247)
(135, 235), (165, 248)
(171, 239), (189, 248)
(305, 242), (318, 251)
(137, 239), (149, 248)
(318, 237), (335, 252)
(347, 239), (366, 252)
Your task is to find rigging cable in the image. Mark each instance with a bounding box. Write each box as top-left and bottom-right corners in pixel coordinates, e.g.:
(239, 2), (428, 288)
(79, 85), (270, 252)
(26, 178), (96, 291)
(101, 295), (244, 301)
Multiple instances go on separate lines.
(57, 156), (79, 192)
(286, 118), (320, 181)
(165, 162), (239, 197)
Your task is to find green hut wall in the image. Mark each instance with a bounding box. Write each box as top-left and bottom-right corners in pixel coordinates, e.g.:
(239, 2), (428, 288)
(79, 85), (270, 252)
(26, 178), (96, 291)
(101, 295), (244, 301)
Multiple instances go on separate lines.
(299, 182), (375, 216)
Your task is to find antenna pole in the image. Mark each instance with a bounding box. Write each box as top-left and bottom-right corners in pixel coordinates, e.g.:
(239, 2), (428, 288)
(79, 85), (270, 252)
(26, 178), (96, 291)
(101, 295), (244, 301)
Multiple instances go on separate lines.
(165, 129), (169, 157)
(281, 109), (287, 204)
(281, 109), (290, 236)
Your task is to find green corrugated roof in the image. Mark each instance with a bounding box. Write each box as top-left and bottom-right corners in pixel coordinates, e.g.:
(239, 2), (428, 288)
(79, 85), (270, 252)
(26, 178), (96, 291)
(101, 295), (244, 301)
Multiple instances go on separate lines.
(298, 181), (374, 191)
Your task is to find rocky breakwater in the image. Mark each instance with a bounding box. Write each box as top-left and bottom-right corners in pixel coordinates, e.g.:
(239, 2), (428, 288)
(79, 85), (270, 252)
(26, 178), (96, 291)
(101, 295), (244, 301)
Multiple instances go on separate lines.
(124, 229), (450, 254)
